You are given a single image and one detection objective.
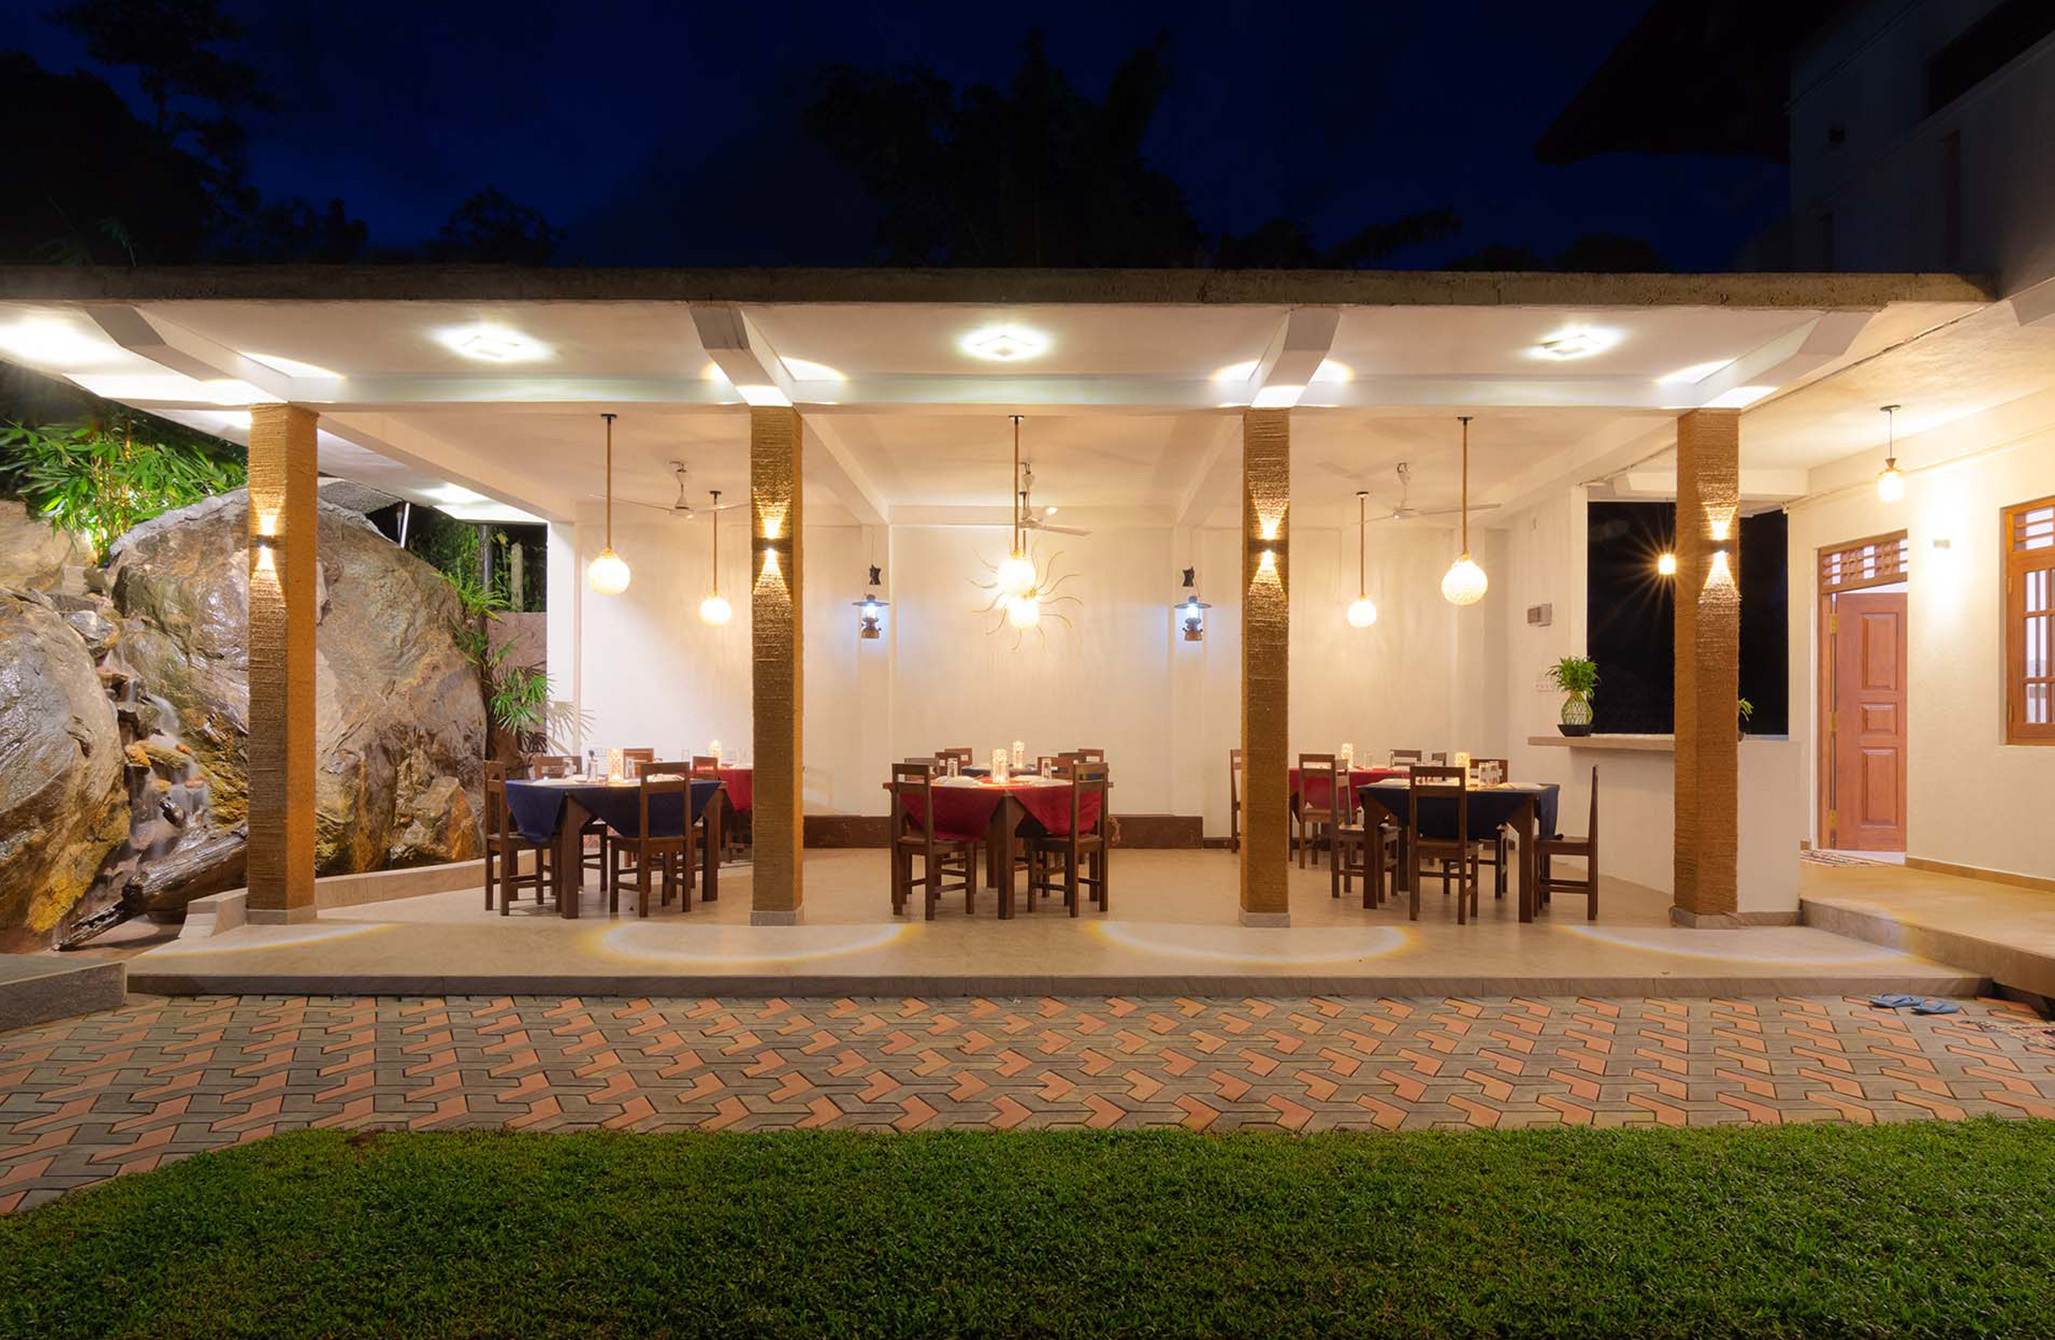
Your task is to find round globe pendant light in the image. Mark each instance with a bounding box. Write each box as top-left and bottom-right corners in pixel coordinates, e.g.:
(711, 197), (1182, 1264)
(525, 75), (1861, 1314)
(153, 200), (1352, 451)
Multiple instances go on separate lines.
(1440, 415), (1489, 606)
(1347, 490), (1379, 627)
(995, 415), (1036, 597)
(585, 412), (631, 595)
(699, 489), (732, 625)
(1875, 404), (1906, 502)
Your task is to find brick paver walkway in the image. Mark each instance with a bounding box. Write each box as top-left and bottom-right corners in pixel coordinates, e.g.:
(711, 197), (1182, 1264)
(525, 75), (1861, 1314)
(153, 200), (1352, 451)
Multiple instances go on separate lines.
(4, 993), (2052, 1214)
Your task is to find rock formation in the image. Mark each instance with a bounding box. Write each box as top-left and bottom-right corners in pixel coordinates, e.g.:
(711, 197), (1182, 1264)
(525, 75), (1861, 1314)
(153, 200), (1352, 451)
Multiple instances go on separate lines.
(0, 491), (486, 949)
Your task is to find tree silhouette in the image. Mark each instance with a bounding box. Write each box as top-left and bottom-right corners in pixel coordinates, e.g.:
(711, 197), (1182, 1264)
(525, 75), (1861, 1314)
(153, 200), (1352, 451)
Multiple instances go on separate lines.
(428, 188), (567, 266)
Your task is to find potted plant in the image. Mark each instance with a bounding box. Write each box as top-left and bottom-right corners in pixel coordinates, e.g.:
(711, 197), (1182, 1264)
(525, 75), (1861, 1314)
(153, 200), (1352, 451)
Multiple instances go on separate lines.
(1738, 697), (1754, 740)
(1547, 655), (1600, 736)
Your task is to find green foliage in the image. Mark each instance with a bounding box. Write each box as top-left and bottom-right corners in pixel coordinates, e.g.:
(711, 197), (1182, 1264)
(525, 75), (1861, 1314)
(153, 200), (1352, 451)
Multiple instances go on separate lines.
(5, 1122), (2055, 1338)
(1546, 654), (1601, 698)
(0, 417), (245, 558)
(436, 568), (562, 744)
(1739, 697), (1755, 722)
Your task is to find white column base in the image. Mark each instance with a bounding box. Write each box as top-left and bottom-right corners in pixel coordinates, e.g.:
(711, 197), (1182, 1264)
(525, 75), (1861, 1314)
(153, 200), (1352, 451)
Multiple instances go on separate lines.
(1238, 909), (1291, 928)
(750, 909), (802, 926)
(246, 905), (319, 926)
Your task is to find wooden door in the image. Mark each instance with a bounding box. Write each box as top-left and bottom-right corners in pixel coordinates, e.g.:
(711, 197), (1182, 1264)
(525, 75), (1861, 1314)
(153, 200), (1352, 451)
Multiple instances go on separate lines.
(1832, 592), (1908, 851)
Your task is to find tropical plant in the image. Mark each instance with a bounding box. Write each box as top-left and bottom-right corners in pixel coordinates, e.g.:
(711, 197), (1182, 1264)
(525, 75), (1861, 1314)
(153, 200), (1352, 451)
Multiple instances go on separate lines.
(1545, 656), (1600, 698)
(0, 416), (245, 558)
(1738, 697), (1755, 732)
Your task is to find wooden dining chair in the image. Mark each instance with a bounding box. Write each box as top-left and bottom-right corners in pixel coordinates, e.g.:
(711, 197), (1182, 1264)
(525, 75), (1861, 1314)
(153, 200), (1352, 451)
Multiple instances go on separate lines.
(687, 757), (745, 861)
(888, 761), (978, 919)
(1405, 764), (1479, 924)
(1068, 747), (1107, 765)
(1390, 749), (1422, 766)
(605, 770), (695, 918)
(939, 747), (975, 770)
(1537, 766), (1600, 919)
(526, 753), (577, 777)
(1228, 747), (1244, 853)
(1470, 757), (1513, 898)
(1025, 759), (1110, 917)
(483, 759), (552, 913)
(1327, 765), (1398, 908)
(1295, 753), (1344, 868)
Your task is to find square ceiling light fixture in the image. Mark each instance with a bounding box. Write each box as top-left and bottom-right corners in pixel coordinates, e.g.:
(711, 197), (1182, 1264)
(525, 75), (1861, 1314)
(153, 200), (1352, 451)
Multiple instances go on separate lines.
(1530, 324), (1621, 360)
(436, 323), (550, 363)
(958, 324), (1050, 362)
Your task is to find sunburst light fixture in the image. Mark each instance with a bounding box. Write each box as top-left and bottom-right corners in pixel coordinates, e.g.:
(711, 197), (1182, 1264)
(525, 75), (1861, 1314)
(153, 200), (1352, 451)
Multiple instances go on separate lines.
(585, 412), (631, 595)
(973, 415), (1081, 645)
(1440, 416), (1489, 607)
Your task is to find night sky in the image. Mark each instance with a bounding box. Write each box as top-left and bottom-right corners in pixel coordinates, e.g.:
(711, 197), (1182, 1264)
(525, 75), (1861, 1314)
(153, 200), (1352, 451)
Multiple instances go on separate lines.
(5, 0), (1788, 268)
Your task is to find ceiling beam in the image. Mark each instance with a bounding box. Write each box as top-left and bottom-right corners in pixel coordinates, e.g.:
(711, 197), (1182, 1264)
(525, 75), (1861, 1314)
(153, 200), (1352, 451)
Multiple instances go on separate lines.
(803, 417), (889, 526)
(316, 412), (581, 523)
(690, 306), (797, 407)
(84, 306), (307, 400)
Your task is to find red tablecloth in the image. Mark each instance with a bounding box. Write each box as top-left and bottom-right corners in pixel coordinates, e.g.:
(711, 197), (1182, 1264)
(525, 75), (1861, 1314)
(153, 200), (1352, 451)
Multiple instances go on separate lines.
(900, 780), (1103, 841)
(717, 766), (753, 813)
(1288, 766), (1403, 811)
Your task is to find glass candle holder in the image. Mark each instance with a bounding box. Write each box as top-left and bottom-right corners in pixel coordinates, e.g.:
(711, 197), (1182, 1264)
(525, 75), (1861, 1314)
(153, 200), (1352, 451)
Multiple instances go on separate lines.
(709, 739), (721, 765)
(606, 748), (625, 784)
(991, 748), (1009, 784)
(1011, 740), (1025, 769)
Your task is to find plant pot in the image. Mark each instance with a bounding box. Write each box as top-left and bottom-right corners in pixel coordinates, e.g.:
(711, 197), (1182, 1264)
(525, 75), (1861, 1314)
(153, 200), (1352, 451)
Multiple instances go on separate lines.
(1557, 722), (1594, 737)
(1558, 692), (1594, 736)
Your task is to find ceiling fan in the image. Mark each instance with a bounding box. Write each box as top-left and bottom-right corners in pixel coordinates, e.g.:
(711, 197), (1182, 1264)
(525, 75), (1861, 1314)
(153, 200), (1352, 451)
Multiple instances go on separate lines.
(1018, 462), (1090, 537)
(1364, 461), (1501, 523)
(611, 462), (744, 518)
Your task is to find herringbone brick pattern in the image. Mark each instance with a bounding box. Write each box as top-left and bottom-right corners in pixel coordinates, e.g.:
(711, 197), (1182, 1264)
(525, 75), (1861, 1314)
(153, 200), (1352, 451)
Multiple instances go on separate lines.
(3, 994), (2051, 1214)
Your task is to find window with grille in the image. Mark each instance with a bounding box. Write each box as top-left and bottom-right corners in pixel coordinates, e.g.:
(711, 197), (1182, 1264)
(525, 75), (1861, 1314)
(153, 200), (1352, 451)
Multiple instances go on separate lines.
(2007, 496), (2055, 743)
(1818, 531), (1908, 594)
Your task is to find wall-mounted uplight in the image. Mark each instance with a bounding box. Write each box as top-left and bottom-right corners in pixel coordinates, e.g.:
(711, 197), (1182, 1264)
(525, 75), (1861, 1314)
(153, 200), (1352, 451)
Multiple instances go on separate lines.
(853, 564), (889, 640)
(1531, 324), (1621, 360)
(1656, 550), (1678, 576)
(959, 324), (1050, 362)
(437, 323), (549, 363)
(1174, 567), (1211, 642)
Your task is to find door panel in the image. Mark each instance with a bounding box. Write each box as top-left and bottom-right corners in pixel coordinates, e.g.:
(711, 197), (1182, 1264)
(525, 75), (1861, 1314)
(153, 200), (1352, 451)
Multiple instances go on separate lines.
(1833, 592), (1908, 851)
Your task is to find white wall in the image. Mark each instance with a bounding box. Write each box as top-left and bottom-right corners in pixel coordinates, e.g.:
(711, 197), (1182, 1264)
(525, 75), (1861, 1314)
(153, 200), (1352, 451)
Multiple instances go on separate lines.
(551, 509), (1492, 836)
(1789, 391), (2055, 881)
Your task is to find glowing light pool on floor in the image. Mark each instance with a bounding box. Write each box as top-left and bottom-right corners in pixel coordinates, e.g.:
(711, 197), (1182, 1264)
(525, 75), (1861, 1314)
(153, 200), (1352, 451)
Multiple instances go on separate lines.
(1090, 922), (1409, 965)
(1557, 924), (1915, 965)
(141, 923), (387, 955)
(598, 922), (908, 966)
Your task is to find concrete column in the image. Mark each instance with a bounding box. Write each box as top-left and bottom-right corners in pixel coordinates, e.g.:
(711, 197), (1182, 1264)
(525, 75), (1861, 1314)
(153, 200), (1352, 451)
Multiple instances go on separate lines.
(1672, 408), (1741, 924)
(750, 406), (804, 924)
(1239, 409), (1291, 925)
(246, 403), (319, 923)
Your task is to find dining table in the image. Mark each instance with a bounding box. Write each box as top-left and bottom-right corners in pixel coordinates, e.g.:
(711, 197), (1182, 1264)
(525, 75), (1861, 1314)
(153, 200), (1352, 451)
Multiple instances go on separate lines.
(1288, 765), (1405, 815)
(1359, 779), (1560, 923)
(504, 776), (724, 918)
(888, 775), (1104, 919)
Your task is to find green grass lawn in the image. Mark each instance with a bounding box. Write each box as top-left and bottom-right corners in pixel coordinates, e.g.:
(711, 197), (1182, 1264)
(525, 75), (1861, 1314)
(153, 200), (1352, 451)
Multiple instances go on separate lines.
(5, 1121), (2054, 1339)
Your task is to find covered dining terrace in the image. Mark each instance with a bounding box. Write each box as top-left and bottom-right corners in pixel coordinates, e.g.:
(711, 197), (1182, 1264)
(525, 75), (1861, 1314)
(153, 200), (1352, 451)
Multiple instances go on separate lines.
(0, 264), (2024, 998)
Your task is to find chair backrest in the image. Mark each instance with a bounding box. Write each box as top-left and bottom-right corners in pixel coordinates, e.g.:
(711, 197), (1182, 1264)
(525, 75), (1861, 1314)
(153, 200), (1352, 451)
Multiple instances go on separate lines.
(1054, 758), (1110, 836)
(1585, 765), (1599, 841)
(889, 761), (935, 841)
(483, 758), (531, 838)
(1472, 757), (1510, 785)
(1298, 752), (1339, 816)
(635, 771), (688, 840)
(1428, 752), (1449, 765)
(638, 759), (694, 779)
(1390, 749), (1422, 765)
(1036, 755), (1061, 775)
(1407, 763), (1468, 845)
(1070, 747), (1107, 764)
(686, 755), (719, 777)
(622, 747), (655, 765)
(526, 754), (576, 778)
(1228, 747), (1243, 806)
(939, 747), (974, 766)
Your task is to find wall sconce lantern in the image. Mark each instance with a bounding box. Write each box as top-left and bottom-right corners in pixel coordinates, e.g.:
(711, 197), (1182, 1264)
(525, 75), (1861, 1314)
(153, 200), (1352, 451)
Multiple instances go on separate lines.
(1175, 566), (1211, 641)
(853, 564), (889, 640)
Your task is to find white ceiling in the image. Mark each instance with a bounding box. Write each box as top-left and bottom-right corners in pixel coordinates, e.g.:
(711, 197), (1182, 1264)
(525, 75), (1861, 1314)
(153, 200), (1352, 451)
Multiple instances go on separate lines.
(0, 285), (2028, 529)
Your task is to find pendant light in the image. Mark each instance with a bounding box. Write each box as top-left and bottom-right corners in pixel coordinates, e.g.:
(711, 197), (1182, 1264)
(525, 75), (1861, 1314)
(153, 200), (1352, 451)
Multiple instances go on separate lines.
(698, 489), (732, 625)
(1347, 490), (1379, 627)
(1440, 415), (1489, 606)
(995, 415), (1036, 599)
(1875, 403), (1906, 502)
(585, 412), (631, 595)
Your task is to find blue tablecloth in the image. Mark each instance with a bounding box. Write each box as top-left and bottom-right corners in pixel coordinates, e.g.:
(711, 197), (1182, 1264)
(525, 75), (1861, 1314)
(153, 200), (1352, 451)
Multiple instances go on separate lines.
(1360, 781), (1559, 841)
(505, 778), (721, 844)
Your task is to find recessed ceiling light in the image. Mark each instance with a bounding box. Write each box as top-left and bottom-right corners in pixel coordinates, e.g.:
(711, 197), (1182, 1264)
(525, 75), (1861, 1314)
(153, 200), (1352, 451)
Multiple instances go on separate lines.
(244, 351), (342, 379)
(1704, 385), (1774, 408)
(1531, 324), (1621, 360)
(779, 356), (846, 382)
(1657, 359), (1732, 386)
(0, 317), (111, 369)
(436, 323), (549, 363)
(959, 324), (1050, 362)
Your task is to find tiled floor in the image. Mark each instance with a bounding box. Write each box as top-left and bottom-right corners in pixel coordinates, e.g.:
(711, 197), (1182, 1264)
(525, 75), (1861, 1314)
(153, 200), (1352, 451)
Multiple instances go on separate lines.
(121, 850), (1983, 998)
(4, 991), (2051, 1215)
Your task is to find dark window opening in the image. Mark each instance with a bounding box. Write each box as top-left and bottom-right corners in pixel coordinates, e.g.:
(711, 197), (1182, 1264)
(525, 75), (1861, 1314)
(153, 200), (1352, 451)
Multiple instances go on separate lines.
(1928, 0), (2055, 115)
(1586, 501), (1789, 735)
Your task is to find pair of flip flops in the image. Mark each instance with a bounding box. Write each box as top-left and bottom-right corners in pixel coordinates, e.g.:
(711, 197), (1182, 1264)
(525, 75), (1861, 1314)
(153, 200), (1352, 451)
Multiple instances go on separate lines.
(1870, 993), (1961, 1015)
